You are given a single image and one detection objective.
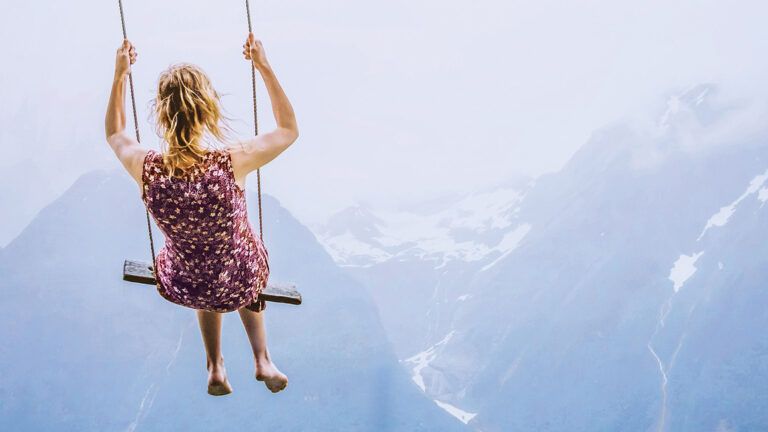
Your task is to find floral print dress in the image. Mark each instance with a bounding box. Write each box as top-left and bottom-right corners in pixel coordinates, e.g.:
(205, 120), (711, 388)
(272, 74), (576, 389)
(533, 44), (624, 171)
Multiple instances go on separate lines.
(141, 148), (270, 312)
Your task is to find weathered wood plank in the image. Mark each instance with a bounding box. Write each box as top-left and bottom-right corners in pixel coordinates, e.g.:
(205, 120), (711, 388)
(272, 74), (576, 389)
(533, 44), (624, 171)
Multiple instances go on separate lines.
(123, 259), (302, 305)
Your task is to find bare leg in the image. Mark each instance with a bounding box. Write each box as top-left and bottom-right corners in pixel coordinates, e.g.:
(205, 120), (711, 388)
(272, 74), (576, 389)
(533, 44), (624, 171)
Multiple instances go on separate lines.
(196, 309), (233, 396)
(237, 306), (288, 393)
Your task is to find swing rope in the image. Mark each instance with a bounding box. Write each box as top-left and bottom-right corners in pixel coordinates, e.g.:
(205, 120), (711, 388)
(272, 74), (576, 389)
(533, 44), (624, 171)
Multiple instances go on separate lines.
(245, 0), (265, 240)
(117, 0), (157, 271)
(116, 0), (266, 274)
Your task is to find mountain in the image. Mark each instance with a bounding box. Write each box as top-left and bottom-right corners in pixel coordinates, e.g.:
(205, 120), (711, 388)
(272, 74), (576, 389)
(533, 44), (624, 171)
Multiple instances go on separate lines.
(314, 178), (533, 423)
(0, 168), (466, 431)
(316, 179), (532, 269)
(0, 155), (59, 248)
(315, 85), (768, 431)
(314, 181), (532, 348)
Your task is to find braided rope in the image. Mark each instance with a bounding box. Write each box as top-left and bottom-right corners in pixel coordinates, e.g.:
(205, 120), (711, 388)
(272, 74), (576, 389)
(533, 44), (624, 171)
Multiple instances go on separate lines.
(118, 0), (157, 272)
(245, 0), (264, 240)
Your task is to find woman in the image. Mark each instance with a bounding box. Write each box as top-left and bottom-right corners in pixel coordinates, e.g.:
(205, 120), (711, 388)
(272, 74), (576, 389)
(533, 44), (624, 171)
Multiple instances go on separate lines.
(104, 33), (298, 396)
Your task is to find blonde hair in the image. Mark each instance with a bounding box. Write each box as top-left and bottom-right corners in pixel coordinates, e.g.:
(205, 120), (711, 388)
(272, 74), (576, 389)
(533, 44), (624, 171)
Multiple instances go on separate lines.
(151, 63), (231, 177)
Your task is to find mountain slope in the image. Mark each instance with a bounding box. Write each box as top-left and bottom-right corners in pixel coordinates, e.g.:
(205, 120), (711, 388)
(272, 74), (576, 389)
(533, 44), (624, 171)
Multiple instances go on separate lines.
(0, 168), (465, 431)
(315, 85), (768, 431)
(315, 181), (532, 364)
(436, 85), (768, 431)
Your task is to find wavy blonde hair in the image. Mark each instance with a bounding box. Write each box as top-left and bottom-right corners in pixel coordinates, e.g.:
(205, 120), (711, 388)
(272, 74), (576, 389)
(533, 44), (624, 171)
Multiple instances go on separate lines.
(151, 63), (231, 177)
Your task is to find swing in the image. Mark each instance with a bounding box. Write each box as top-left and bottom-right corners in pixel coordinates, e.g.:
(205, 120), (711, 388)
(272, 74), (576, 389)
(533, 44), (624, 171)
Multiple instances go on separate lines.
(118, 0), (302, 306)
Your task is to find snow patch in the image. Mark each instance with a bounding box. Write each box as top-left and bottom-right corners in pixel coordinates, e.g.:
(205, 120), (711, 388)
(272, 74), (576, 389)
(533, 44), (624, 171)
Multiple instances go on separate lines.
(125, 383), (157, 432)
(433, 399), (477, 424)
(659, 85), (711, 128)
(480, 224), (532, 271)
(698, 170), (768, 240)
(456, 294), (472, 301)
(668, 251), (704, 292)
(646, 340), (668, 432)
(402, 331), (455, 392)
(317, 185), (530, 267)
(659, 96), (682, 127)
(759, 187), (768, 205)
(694, 86), (711, 105)
(318, 231), (391, 265)
(166, 322), (188, 372)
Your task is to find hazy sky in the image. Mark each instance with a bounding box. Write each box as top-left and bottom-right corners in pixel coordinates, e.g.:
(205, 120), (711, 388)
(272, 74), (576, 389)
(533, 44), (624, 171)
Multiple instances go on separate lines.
(2, 0), (768, 246)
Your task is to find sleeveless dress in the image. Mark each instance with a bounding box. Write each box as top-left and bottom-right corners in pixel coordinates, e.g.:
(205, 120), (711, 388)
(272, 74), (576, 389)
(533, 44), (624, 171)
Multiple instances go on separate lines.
(141, 148), (270, 313)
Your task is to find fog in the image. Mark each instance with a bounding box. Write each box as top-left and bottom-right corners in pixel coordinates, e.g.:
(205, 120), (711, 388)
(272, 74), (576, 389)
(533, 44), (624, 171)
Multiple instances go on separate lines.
(2, 0), (768, 245)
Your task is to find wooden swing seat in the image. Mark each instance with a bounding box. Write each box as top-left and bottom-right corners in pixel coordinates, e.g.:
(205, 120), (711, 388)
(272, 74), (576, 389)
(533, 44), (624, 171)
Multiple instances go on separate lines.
(123, 259), (302, 305)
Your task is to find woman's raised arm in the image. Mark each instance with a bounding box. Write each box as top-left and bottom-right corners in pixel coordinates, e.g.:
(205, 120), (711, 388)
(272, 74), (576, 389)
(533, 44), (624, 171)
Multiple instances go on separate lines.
(231, 33), (299, 176)
(105, 39), (145, 185)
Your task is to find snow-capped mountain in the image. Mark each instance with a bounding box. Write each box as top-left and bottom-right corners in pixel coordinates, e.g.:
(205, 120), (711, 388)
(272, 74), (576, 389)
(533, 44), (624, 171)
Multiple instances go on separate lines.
(312, 179), (534, 423)
(315, 84), (768, 431)
(315, 181), (532, 269)
(313, 179), (534, 367)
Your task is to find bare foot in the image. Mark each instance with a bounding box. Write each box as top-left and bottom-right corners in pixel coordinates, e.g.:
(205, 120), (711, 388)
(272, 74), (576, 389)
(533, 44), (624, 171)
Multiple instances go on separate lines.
(207, 357), (233, 396)
(255, 351), (288, 393)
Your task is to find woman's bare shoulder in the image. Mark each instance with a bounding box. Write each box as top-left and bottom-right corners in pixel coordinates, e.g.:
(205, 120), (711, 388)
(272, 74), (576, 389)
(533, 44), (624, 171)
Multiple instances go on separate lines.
(223, 143), (250, 181)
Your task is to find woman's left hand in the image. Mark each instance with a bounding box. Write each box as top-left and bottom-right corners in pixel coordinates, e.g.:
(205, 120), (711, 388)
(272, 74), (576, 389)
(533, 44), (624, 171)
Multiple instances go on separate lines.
(115, 39), (137, 78)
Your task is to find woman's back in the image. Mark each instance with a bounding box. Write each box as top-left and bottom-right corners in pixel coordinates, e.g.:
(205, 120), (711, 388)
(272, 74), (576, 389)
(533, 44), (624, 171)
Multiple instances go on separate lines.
(141, 148), (270, 312)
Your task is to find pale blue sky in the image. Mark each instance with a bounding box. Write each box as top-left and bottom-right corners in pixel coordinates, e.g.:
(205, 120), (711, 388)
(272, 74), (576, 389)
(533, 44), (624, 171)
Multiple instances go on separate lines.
(2, 0), (768, 246)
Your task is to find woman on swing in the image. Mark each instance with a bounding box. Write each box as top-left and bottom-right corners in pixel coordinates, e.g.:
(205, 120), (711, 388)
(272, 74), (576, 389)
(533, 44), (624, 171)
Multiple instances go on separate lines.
(104, 33), (298, 396)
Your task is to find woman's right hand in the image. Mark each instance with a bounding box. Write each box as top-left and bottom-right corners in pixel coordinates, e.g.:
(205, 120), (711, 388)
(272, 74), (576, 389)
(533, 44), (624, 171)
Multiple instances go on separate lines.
(115, 39), (137, 78)
(243, 32), (269, 69)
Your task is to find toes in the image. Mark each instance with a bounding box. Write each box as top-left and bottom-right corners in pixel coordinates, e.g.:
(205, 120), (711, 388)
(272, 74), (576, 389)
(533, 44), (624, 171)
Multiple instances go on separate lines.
(208, 383), (233, 396)
(274, 380), (288, 392)
(266, 380), (287, 393)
